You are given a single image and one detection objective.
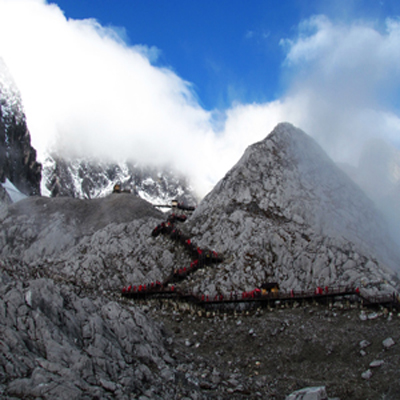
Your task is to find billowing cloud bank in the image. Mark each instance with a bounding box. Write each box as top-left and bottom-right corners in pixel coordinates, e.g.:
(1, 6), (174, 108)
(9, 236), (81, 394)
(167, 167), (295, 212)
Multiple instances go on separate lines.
(0, 0), (400, 196)
(281, 15), (400, 162)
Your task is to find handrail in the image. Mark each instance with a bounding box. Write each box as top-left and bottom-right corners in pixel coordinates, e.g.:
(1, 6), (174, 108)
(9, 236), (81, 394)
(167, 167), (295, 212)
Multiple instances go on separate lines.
(121, 284), (400, 310)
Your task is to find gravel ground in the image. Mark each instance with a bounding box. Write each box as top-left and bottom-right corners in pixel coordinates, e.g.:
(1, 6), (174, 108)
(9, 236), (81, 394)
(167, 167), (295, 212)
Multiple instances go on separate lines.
(139, 298), (400, 399)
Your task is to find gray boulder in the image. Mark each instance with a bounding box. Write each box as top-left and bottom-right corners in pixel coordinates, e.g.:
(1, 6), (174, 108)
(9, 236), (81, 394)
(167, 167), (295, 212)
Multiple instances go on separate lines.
(286, 386), (329, 400)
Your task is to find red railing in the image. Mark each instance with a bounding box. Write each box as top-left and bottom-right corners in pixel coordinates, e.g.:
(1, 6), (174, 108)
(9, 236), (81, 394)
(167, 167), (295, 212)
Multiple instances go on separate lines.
(121, 283), (400, 310)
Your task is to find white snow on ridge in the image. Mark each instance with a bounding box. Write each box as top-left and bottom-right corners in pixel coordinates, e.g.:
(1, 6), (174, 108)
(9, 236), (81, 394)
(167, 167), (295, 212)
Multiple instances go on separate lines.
(1, 179), (27, 203)
(0, 57), (24, 125)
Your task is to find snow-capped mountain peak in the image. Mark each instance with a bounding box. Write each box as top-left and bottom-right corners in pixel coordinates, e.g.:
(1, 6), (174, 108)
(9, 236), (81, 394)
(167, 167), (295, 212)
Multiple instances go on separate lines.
(41, 153), (199, 206)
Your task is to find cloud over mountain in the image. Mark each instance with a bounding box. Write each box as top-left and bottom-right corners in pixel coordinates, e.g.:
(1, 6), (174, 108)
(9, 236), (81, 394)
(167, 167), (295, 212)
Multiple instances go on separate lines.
(0, 0), (399, 197)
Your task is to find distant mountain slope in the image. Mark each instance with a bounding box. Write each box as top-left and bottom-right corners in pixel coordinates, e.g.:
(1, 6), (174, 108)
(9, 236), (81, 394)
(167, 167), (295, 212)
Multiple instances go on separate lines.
(183, 123), (399, 294)
(5, 193), (163, 235)
(42, 154), (199, 206)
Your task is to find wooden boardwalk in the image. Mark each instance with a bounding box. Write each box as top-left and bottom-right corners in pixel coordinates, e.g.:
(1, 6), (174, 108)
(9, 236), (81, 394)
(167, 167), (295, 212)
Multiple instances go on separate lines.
(122, 210), (400, 312)
(121, 285), (400, 311)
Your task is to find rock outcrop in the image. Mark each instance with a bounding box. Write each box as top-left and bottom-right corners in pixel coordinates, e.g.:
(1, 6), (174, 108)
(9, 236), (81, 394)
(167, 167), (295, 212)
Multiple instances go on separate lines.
(0, 184), (11, 207)
(0, 195), (204, 399)
(285, 386), (329, 400)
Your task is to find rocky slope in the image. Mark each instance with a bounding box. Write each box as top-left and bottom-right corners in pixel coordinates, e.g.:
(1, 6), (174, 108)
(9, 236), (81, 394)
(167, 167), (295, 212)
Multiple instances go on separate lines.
(1, 124), (398, 298)
(0, 274), (181, 399)
(0, 195), (205, 399)
(0, 194), (173, 288)
(0, 58), (41, 197)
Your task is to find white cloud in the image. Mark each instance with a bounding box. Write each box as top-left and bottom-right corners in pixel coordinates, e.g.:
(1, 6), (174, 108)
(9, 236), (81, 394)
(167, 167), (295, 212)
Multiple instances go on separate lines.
(278, 15), (400, 164)
(0, 0), (400, 198)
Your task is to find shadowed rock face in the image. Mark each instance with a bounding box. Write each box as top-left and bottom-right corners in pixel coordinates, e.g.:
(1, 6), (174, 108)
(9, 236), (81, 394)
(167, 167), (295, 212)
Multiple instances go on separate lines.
(0, 60), (42, 196)
(0, 109), (42, 196)
(4, 192), (163, 235)
(0, 185), (11, 206)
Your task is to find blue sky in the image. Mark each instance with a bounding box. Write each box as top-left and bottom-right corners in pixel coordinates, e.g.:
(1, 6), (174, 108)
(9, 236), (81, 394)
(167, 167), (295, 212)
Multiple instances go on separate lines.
(1, 0), (400, 195)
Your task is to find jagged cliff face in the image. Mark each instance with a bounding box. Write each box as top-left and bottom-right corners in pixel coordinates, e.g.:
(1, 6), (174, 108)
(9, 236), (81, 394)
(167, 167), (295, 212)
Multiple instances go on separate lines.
(0, 58), (41, 196)
(42, 154), (198, 205)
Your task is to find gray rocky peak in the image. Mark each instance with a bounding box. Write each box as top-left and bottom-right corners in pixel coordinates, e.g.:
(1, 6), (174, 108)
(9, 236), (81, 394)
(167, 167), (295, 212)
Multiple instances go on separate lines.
(194, 123), (391, 249)
(185, 123), (399, 294)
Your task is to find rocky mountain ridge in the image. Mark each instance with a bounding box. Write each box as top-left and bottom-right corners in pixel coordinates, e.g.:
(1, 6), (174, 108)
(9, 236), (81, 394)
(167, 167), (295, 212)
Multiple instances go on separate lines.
(42, 153), (198, 206)
(1, 124), (398, 297)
